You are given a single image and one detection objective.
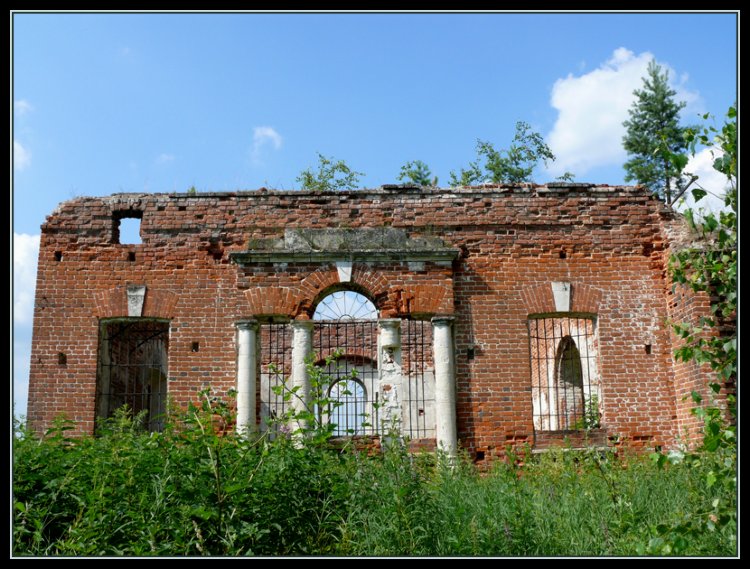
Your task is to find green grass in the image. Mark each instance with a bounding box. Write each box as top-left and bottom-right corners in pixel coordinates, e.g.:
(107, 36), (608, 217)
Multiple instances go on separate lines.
(13, 410), (736, 557)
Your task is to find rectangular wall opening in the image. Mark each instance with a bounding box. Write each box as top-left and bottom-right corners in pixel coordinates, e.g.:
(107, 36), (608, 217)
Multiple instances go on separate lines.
(112, 211), (143, 245)
(96, 319), (169, 431)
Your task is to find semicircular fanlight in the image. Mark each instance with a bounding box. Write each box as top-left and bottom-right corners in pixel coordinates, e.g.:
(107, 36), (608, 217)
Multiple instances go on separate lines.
(313, 290), (377, 321)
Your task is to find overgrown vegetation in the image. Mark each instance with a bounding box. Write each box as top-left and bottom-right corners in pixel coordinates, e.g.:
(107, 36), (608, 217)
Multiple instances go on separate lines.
(297, 153), (364, 192)
(449, 121), (565, 186)
(644, 104), (737, 555)
(13, 392), (735, 556)
(398, 160), (438, 187)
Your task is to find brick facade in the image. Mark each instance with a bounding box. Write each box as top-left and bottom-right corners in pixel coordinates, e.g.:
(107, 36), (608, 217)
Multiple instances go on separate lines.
(27, 184), (716, 457)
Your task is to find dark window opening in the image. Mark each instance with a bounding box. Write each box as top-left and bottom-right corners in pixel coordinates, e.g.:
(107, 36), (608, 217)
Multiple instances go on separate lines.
(96, 319), (169, 432)
(112, 211), (143, 245)
(54, 251), (63, 262)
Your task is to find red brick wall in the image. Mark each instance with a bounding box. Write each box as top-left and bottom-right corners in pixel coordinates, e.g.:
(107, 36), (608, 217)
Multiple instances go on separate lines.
(28, 185), (712, 454)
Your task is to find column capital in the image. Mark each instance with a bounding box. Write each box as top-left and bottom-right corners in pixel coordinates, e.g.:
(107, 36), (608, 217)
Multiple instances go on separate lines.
(431, 316), (455, 327)
(291, 319), (315, 331)
(235, 319), (259, 330)
(377, 318), (401, 330)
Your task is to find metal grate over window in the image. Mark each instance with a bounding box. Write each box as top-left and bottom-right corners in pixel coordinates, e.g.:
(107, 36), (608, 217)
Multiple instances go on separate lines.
(402, 319), (435, 439)
(315, 321), (379, 436)
(96, 319), (169, 432)
(259, 323), (291, 433)
(259, 298), (435, 439)
(528, 316), (601, 432)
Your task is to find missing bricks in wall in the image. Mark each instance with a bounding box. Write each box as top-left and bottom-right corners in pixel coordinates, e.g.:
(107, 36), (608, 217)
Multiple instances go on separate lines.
(112, 210), (143, 245)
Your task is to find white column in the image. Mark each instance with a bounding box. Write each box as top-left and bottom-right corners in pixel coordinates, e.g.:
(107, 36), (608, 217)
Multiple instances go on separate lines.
(377, 319), (402, 435)
(291, 319), (315, 435)
(236, 319), (259, 436)
(433, 316), (457, 456)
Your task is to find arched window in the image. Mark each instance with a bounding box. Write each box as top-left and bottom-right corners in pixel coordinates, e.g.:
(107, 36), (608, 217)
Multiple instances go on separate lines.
(556, 336), (585, 430)
(317, 356), (377, 437)
(313, 290), (377, 321)
(328, 377), (368, 436)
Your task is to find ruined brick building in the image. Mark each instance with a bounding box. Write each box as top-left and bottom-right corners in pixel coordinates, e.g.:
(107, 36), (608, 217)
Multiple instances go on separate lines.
(27, 184), (715, 459)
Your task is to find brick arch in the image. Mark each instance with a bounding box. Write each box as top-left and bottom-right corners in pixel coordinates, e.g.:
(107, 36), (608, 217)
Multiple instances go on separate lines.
(521, 282), (602, 315)
(93, 286), (179, 319)
(301, 264), (390, 319)
(244, 263), (454, 319)
(313, 351), (378, 367)
(244, 286), (300, 317)
(394, 284), (452, 317)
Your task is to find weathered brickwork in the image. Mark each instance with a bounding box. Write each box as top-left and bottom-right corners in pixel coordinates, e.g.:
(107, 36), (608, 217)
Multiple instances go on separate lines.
(28, 184), (716, 457)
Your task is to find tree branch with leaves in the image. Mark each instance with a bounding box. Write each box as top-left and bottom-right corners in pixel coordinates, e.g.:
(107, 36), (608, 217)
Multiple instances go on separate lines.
(297, 153), (364, 192)
(449, 121), (564, 187)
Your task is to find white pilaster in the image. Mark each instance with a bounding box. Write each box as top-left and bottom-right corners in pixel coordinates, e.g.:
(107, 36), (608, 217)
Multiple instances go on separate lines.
(433, 316), (457, 456)
(377, 319), (402, 434)
(291, 319), (315, 435)
(236, 319), (259, 436)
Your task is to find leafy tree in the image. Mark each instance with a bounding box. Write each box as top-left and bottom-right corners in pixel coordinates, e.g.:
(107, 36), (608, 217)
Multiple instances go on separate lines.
(297, 153), (364, 192)
(622, 60), (690, 203)
(645, 104), (737, 555)
(555, 171), (576, 183)
(449, 121), (558, 186)
(670, 104), (737, 396)
(448, 159), (483, 187)
(398, 160), (438, 187)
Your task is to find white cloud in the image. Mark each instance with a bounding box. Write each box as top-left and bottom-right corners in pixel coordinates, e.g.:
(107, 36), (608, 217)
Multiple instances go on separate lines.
(14, 233), (40, 326)
(156, 153), (175, 164)
(14, 338), (31, 419)
(251, 126), (283, 163)
(14, 140), (31, 171)
(547, 47), (700, 177)
(14, 99), (33, 115)
(13, 233), (39, 420)
(674, 148), (732, 213)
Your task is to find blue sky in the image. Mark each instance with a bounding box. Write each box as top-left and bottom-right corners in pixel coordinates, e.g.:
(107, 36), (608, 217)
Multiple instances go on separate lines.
(12, 12), (738, 417)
